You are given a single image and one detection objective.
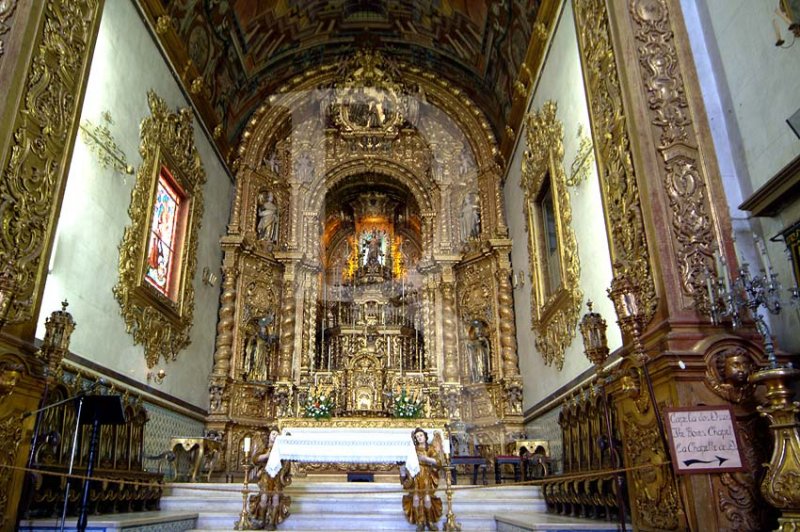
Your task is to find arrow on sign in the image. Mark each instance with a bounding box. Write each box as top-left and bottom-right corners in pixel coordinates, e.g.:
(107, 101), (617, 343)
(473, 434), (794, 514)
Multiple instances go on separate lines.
(683, 455), (729, 467)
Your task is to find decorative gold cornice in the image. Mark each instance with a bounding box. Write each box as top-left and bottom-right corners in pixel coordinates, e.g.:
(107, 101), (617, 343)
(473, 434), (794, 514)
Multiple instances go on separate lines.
(521, 101), (582, 370)
(113, 90), (206, 368)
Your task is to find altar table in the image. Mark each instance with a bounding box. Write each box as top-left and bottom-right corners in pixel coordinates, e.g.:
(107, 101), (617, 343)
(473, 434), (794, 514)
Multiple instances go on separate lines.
(265, 426), (449, 478)
(170, 436), (222, 482)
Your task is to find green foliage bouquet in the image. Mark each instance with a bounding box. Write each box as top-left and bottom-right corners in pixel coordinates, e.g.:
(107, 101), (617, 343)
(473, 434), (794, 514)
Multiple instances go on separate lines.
(393, 387), (423, 418)
(303, 387), (334, 420)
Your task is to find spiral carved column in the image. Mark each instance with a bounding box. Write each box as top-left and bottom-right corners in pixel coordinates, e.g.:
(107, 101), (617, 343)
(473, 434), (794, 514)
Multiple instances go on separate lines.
(278, 276), (297, 382)
(422, 276), (437, 371)
(211, 264), (237, 379)
(441, 280), (459, 382)
(496, 265), (519, 377)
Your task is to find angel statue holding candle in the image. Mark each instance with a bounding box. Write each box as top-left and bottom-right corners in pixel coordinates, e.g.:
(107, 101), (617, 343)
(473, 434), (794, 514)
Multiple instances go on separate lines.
(251, 427), (292, 530)
(400, 427), (444, 530)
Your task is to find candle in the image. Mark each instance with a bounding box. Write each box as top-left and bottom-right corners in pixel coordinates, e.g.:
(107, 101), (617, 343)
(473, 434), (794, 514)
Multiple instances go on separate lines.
(774, 18), (784, 43)
(755, 234), (773, 273)
(243, 436), (251, 454)
(705, 268), (715, 303)
(719, 253), (731, 292)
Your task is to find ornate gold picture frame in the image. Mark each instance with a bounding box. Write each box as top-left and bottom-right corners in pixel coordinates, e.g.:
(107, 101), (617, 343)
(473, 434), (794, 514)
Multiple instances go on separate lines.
(521, 101), (582, 370)
(113, 91), (206, 368)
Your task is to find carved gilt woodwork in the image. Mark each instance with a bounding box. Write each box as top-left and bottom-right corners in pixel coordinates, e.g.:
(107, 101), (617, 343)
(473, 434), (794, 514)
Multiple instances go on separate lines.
(627, 0), (717, 311)
(209, 48), (522, 474)
(0, 0), (103, 328)
(113, 90), (206, 368)
(623, 415), (681, 530)
(573, 0), (657, 323)
(521, 101), (583, 370)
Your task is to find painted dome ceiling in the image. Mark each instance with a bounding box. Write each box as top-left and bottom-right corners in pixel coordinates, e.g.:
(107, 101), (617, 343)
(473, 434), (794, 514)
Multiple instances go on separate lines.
(151, 0), (543, 148)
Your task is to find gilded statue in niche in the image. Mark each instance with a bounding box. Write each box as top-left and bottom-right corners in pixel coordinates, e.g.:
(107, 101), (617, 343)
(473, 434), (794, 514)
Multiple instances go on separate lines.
(113, 90), (206, 368)
(459, 192), (481, 243)
(243, 313), (277, 382)
(466, 319), (491, 383)
(520, 100), (582, 370)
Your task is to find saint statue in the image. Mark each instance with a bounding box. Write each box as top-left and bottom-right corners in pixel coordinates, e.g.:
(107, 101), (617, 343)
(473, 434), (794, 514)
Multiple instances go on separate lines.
(243, 314), (275, 382)
(466, 319), (491, 383)
(363, 232), (383, 266)
(460, 193), (480, 242)
(257, 192), (279, 243)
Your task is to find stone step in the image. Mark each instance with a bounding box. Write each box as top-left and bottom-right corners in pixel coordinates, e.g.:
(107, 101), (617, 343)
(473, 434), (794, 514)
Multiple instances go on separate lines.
(161, 481), (549, 531)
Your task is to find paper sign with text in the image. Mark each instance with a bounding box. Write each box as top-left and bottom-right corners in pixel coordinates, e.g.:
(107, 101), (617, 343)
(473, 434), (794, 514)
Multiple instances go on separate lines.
(664, 406), (745, 475)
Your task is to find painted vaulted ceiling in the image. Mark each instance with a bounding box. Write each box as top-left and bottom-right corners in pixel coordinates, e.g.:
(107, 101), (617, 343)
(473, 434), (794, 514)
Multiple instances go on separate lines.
(148, 0), (543, 156)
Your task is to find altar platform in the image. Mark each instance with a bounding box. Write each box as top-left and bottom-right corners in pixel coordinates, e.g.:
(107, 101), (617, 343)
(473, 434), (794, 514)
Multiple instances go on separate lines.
(156, 478), (619, 531)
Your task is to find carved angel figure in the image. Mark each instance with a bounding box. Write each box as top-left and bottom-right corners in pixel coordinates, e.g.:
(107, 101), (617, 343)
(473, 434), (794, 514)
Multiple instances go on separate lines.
(251, 428), (292, 530)
(400, 427), (443, 531)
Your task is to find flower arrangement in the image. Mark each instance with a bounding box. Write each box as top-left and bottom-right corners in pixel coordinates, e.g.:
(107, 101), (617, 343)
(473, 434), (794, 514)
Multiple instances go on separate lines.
(303, 387), (334, 420)
(393, 387), (423, 418)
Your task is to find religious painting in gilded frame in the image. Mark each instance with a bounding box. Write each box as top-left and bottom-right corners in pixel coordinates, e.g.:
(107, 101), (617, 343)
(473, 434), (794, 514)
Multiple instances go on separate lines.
(520, 101), (582, 370)
(114, 91), (206, 368)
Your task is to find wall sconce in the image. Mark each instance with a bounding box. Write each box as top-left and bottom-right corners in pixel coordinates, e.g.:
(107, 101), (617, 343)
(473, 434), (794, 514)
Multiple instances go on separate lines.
(39, 300), (76, 375)
(607, 274), (646, 361)
(202, 267), (218, 287)
(774, 1), (800, 47)
(147, 368), (166, 385)
(579, 300), (610, 370)
(511, 270), (526, 290)
(0, 258), (18, 330)
(781, 0), (800, 35)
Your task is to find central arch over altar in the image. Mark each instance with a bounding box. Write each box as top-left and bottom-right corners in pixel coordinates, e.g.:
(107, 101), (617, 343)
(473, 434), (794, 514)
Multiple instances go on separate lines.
(205, 49), (525, 475)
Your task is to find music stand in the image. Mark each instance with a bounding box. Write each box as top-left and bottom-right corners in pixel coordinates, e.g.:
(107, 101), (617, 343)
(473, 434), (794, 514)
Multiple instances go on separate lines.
(60, 395), (125, 532)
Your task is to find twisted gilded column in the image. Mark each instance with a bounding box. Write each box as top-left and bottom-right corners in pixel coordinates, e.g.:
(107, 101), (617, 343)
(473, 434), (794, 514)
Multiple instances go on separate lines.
(441, 280), (459, 382)
(422, 276), (437, 371)
(211, 264), (237, 379)
(495, 265), (519, 377)
(277, 276), (297, 382)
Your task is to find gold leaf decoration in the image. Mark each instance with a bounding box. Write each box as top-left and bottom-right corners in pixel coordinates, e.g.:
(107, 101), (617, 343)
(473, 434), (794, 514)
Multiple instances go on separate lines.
(521, 101), (583, 370)
(573, 0), (658, 322)
(113, 91), (206, 368)
(0, 0), (102, 324)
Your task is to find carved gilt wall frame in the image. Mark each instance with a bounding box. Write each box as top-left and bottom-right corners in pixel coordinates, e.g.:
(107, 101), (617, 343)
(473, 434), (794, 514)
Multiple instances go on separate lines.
(573, 0), (657, 323)
(0, 0), (104, 327)
(113, 91), (206, 368)
(521, 101), (582, 370)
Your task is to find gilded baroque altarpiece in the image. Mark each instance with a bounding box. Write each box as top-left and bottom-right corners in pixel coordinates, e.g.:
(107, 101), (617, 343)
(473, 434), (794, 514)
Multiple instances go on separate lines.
(204, 51), (525, 472)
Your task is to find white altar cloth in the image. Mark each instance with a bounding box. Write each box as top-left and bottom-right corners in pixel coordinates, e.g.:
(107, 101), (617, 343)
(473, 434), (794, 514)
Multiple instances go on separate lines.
(265, 427), (448, 478)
